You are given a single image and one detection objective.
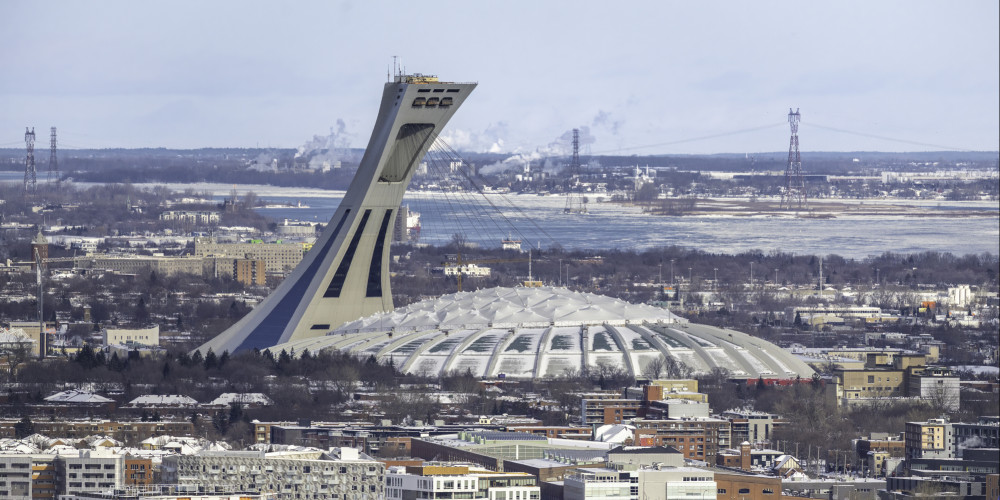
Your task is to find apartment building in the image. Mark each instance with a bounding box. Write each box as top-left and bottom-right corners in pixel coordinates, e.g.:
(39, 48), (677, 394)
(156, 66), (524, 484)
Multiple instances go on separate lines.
(161, 447), (382, 500)
(905, 418), (954, 460)
(60, 450), (123, 496)
(385, 465), (539, 500)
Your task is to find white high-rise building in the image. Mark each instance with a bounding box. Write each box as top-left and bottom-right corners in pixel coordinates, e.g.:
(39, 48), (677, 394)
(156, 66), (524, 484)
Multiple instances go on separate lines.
(62, 450), (123, 496)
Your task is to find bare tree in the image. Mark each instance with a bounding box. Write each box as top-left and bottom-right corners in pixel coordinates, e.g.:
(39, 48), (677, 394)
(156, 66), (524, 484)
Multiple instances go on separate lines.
(642, 357), (665, 380)
(663, 355), (693, 379)
(1, 340), (33, 383)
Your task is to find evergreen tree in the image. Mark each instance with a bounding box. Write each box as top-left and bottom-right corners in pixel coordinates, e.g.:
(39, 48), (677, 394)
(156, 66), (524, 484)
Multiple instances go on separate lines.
(14, 416), (34, 438)
(108, 352), (125, 372)
(203, 349), (218, 370)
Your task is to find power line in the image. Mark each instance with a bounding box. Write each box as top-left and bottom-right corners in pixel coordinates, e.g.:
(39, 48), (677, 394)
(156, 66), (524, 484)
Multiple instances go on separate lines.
(588, 122), (787, 155)
(805, 123), (980, 152)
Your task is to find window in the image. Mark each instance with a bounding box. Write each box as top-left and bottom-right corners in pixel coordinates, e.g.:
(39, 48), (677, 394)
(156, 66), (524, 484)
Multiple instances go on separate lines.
(739, 488), (750, 494)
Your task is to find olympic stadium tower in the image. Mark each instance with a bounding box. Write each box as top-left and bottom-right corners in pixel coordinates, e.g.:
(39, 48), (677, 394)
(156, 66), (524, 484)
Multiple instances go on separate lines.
(196, 73), (476, 354)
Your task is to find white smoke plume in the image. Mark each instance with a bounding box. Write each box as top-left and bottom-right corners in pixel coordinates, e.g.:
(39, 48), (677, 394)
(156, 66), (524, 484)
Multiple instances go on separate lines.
(294, 119), (359, 168)
(436, 121), (509, 154)
(592, 109), (624, 136)
(956, 436), (985, 457)
(479, 125), (599, 175)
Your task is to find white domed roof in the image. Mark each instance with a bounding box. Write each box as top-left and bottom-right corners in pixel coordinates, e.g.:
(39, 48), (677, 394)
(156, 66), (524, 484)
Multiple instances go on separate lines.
(335, 286), (682, 333)
(268, 286), (813, 380)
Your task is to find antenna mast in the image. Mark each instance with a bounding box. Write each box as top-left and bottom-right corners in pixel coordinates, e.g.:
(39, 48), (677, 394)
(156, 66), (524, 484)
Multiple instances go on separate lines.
(24, 127), (37, 193)
(780, 108), (806, 210)
(36, 249), (45, 358)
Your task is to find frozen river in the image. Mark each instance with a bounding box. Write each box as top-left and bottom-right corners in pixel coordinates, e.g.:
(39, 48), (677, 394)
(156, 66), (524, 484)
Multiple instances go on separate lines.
(3, 173), (997, 258)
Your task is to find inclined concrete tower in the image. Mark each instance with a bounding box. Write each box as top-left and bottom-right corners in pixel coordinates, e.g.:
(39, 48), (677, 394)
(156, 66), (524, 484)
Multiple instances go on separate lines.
(197, 72), (476, 354)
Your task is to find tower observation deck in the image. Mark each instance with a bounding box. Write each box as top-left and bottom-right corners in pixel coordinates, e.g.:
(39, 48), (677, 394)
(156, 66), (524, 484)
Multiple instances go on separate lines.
(197, 72), (476, 354)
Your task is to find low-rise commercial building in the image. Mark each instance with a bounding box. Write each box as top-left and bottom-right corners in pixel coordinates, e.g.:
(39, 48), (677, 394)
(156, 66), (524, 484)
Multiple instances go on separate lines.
(75, 256), (206, 278)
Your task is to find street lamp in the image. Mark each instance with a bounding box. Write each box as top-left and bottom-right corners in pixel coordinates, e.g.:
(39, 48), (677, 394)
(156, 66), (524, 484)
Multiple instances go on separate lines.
(749, 262), (754, 289)
(670, 259), (675, 285)
(713, 268), (718, 292)
(775, 268), (779, 286)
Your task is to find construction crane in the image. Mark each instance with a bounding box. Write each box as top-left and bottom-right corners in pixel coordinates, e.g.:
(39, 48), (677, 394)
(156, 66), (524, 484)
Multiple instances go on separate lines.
(445, 250), (533, 292)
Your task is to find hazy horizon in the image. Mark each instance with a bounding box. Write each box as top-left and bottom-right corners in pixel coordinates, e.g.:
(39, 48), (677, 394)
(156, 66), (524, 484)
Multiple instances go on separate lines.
(2, 1), (998, 155)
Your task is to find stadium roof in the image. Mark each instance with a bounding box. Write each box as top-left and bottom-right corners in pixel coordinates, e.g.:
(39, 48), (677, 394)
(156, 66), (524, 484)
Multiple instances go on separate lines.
(267, 286), (814, 380)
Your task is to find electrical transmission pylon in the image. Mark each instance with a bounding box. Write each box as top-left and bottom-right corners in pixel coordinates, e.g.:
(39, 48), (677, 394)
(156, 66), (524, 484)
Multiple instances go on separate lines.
(564, 128), (587, 214)
(780, 108), (806, 210)
(24, 127), (37, 193)
(571, 128), (580, 171)
(48, 127), (58, 183)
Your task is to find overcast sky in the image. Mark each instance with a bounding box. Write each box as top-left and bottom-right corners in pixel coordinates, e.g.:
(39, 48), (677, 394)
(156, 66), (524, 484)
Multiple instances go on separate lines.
(1, 1), (997, 154)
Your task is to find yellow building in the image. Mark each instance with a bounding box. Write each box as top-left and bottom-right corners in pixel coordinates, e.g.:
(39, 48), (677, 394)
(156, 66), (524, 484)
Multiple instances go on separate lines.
(829, 353), (930, 407)
(832, 368), (906, 405)
(650, 379), (699, 393)
(194, 238), (303, 273)
(103, 326), (159, 347)
(234, 259), (266, 286)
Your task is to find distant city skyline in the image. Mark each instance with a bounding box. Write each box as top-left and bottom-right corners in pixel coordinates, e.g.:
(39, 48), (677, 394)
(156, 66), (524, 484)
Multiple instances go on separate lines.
(1, 1), (997, 154)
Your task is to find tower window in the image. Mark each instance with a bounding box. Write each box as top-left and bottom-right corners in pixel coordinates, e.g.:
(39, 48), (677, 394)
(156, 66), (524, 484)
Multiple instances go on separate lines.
(379, 123), (436, 183)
